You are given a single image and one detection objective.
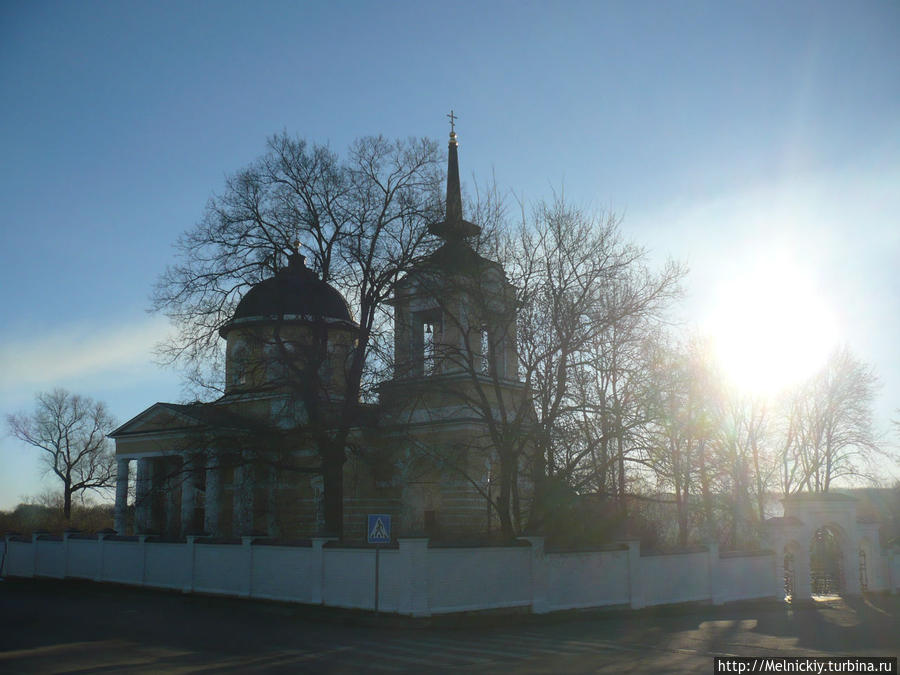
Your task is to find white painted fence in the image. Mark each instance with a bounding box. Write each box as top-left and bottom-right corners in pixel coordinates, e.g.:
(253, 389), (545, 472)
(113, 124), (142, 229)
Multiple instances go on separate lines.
(3, 534), (895, 616)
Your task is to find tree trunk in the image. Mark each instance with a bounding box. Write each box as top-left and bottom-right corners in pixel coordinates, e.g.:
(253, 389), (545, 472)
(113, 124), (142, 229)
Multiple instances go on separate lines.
(529, 436), (548, 532)
(617, 432), (627, 518)
(676, 485), (688, 548)
(63, 485), (72, 520)
(752, 440), (765, 524)
(321, 450), (345, 538)
(497, 458), (514, 539)
(512, 457), (521, 533)
(697, 440), (714, 540)
(731, 479), (740, 549)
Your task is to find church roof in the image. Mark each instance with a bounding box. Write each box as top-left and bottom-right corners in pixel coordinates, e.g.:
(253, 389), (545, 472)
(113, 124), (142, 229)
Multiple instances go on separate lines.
(221, 253), (354, 336)
(421, 238), (501, 277)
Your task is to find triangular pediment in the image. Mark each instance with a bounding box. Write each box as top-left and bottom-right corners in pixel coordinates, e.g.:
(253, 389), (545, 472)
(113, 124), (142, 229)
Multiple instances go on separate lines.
(109, 403), (207, 437)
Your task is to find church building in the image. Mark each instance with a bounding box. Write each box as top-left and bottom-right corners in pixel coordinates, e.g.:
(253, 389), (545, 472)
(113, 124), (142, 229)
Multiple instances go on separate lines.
(110, 125), (534, 541)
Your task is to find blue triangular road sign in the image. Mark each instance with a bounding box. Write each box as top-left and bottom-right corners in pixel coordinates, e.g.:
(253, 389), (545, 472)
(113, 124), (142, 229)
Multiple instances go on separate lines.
(367, 514), (391, 543)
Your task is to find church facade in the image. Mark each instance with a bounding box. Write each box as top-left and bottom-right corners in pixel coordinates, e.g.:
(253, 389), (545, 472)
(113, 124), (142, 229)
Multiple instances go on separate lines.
(110, 128), (534, 542)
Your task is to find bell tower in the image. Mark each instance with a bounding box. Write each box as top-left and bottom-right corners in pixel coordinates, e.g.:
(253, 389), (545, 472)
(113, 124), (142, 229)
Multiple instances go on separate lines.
(379, 118), (532, 539)
(388, 120), (520, 394)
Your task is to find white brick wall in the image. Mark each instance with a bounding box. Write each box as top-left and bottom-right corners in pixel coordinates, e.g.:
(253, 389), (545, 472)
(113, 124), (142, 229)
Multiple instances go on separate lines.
(2, 534), (818, 616)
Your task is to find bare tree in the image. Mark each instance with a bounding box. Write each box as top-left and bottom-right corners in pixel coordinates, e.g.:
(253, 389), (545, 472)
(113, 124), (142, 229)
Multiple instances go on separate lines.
(562, 264), (684, 516)
(152, 133), (443, 537)
(640, 342), (886, 548)
(409, 196), (684, 538)
(505, 198), (683, 531)
(7, 389), (117, 520)
(784, 346), (883, 493)
(716, 391), (775, 547)
(640, 336), (726, 547)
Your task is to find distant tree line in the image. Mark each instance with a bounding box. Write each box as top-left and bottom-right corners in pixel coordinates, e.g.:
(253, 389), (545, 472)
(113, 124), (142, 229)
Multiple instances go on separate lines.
(0, 492), (114, 536)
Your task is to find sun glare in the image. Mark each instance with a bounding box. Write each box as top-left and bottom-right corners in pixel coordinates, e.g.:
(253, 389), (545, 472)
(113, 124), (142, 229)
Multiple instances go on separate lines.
(707, 253), (838, 396)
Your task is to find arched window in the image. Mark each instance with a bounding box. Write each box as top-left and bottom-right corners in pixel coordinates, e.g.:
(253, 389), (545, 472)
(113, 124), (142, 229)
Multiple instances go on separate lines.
(230, 342), (249, 387)
(413, 309), (441, 376)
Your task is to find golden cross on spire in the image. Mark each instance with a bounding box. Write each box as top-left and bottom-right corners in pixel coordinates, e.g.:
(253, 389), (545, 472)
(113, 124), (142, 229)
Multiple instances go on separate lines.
(447, 109), (458, 135)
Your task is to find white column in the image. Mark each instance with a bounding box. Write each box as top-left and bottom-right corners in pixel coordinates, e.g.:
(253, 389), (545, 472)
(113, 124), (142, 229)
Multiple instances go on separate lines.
(96, 530), (108, 582)
(793, 544), (812, 601)
(233, 453), (255, 536)
(624, 539), (645, 609)
(165, 458), (179, 536)
(181, 454), (196, 535)
(310, 537), (337, 605)
(843, 545), (862, 596)
(204, 455), (221, 536)
(397, 538), (431, 617)
(770, 532), (786, 599)
(708, 541), (723, 605)
(184, 535), (197, 593)
(134, 458), (153, 534)
(242, 535), (254, 598)
(265, 463), (279, 537)
(114, 458), (130, 534)
(522, 536), (549, 614)
(889, 546), (898, 594)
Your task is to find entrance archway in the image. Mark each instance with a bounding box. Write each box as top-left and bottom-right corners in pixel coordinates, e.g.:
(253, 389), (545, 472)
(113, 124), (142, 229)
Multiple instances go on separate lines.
(767, 493), (882, 601)
(810, 525), (845, 596)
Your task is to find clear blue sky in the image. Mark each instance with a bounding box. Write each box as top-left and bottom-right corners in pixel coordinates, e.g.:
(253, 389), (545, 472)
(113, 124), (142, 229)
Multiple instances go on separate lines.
(1, 0), (898, 508)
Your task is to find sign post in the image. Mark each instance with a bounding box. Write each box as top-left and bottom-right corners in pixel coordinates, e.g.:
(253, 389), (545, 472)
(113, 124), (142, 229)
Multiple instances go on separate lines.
(367, 514), (391, 613)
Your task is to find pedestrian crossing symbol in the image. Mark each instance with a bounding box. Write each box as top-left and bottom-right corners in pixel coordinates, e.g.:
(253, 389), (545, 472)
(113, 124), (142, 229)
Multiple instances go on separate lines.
(367, 514), (391, 544)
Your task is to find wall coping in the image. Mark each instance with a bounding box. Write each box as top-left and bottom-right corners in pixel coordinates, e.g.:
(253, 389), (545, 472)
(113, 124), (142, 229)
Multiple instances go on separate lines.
(719, 549), (774, 559)
(641, 546), (709, 557)
(545, 544), (629, 554)
(323, 541), (400, 550)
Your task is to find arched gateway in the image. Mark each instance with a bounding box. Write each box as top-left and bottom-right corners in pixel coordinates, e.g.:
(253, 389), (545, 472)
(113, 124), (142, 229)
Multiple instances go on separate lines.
(767, 493), (884, 601)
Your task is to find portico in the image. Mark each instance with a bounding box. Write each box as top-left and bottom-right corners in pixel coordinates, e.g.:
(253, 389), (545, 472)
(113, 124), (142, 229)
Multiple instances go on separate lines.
(110, 447), (235, 537)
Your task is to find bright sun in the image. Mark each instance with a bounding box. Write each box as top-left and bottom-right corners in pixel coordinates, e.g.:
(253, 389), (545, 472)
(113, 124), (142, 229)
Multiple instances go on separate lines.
(707, 253), (839, 395)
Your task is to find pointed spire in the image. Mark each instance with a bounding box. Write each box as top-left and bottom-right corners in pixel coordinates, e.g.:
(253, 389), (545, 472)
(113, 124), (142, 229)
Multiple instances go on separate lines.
(428, 112), (481, 241)
(445, 129), (463, 225)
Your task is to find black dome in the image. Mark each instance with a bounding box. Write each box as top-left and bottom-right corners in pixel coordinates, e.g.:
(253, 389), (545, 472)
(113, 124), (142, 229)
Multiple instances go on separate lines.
(222, 254), (354, 335)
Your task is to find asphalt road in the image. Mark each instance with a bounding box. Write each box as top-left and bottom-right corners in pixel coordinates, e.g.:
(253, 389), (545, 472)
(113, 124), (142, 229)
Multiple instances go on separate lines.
(1, 578), (897, 673)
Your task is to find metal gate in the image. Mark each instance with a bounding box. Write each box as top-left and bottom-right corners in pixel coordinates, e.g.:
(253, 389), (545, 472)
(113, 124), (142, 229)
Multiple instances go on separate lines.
(784, 552), (795, 598)
(859, 549), (868, 591)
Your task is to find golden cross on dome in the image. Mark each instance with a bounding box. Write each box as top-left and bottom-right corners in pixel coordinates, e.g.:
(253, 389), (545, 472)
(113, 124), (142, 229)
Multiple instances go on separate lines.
(447, 109), (457, 135)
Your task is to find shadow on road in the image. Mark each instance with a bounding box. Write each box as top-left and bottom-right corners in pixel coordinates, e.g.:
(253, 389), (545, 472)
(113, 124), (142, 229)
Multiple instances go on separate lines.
(1, 580), (898, 673)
